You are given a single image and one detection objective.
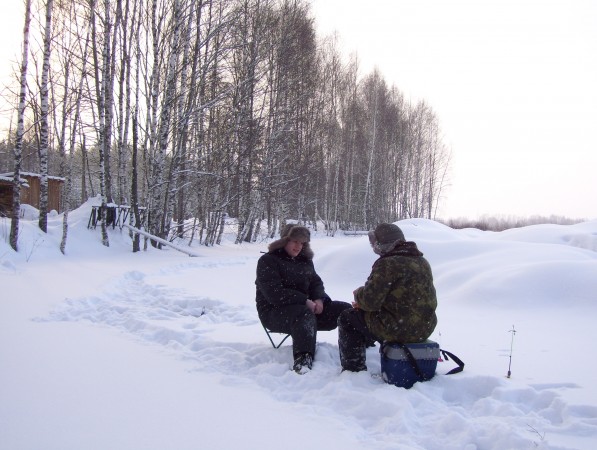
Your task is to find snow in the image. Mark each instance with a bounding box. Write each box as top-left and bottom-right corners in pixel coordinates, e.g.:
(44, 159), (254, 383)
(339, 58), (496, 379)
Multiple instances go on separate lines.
(2, 201), (597, 450)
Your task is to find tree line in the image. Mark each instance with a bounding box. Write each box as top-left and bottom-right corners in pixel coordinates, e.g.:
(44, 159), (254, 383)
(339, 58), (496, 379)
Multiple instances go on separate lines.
(1, 0), (450, 252)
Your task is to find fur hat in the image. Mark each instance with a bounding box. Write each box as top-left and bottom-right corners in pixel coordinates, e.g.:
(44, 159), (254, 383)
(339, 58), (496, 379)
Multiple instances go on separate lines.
(368, 223), (405, 255)
(268, 224), (313, 259)
(280, 224), (310, 242)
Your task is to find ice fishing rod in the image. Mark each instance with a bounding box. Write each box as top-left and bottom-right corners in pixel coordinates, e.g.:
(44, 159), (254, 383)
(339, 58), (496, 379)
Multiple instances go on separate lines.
(507, 325), (516, 378)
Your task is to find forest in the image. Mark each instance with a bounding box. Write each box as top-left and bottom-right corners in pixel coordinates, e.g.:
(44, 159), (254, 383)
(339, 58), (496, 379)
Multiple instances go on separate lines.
(1, 0), (450, 251)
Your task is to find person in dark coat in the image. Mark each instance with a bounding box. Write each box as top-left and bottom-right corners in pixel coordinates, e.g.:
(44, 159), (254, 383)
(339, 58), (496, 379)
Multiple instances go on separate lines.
(256, 224), (352, 374)
(338, 223), (438, 372)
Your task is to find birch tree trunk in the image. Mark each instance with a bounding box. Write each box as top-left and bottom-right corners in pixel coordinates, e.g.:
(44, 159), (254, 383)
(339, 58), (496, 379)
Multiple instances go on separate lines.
(363, 79), (378, 229)
(60, 14), (90, 254)
(38, 0), (54, 233)
(152, 0), (182, 242)
(233, 0), (265, 244)
(101, 0), (121, 204)
(116, 0), (133, 205)
(90, 0), (110, 246)
(9, 0), (33, 251)
(146, 0), (164, 244)
(130, 0), (143, 253)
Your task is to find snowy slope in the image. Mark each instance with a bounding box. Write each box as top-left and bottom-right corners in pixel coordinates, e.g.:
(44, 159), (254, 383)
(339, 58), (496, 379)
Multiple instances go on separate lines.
(1, 202), (597, 449)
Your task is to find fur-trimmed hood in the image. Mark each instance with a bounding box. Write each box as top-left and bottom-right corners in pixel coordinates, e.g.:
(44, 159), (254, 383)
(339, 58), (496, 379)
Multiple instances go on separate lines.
(268, 224), (314, 259)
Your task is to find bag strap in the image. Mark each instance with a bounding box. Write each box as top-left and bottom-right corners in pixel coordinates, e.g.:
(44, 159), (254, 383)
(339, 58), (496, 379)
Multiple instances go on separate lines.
(381, 342), (465, 378)
(440, 349), (465, 375)
(397, 342), (430, 381)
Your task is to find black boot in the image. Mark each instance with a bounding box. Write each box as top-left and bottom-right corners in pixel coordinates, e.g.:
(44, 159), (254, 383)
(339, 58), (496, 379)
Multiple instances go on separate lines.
(338, 310), (369, 372)
(293, 352), (313, 374)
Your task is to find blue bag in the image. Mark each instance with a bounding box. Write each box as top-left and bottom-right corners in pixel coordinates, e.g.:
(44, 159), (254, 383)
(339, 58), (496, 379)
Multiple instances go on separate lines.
(380, 340), (464, 388)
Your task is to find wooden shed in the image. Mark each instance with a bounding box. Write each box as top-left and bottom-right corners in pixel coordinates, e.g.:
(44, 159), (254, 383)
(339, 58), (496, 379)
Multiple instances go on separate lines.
(0, 172), (64, 217)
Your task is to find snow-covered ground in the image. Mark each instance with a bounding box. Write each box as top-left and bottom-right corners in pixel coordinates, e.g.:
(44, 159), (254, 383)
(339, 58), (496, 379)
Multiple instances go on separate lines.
(2, 201), (597, 450)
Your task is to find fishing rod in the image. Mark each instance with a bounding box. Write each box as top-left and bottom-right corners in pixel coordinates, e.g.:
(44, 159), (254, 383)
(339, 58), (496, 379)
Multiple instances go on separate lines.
(507, 325), (516, 378)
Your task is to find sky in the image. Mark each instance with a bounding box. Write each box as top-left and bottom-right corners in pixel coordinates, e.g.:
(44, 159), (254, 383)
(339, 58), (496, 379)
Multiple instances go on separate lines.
(310, 0), (597, 220)
(1, 201), (597, 449)
(1, 1), (596, 220)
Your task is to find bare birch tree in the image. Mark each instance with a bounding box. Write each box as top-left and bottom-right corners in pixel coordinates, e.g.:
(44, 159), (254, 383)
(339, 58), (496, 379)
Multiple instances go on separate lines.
(88, 0), (110, 246)
(57, 2), (91, 254)
(9, 0), (33, 251)
(145, 0), (183, 243)
(231, 0), (270, 244)
(130, 0), (144, 252)
(3, 0), (452, 250)
(37, 0), (54, 233)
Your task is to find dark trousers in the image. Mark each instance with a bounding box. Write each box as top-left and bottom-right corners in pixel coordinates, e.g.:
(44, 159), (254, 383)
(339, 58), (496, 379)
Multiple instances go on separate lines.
(338, 308), (380, 371)
(260, 301), (351, 357)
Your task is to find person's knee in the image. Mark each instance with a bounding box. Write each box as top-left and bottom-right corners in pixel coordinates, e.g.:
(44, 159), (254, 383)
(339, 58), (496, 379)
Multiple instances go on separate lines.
(340, 301), (353, 312)
(337, 307), (353, 329)
(294, 306), (316, 327)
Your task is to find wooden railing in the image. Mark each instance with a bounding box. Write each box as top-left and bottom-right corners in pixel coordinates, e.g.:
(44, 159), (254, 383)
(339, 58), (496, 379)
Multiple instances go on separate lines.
(87, 204), (146, 229)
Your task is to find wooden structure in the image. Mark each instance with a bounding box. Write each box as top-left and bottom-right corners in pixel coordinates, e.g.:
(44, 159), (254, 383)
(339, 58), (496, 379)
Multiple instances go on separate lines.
(88, 204), (147, 229)
(0, 176), (13, 216)
(0, 172), (65, 217)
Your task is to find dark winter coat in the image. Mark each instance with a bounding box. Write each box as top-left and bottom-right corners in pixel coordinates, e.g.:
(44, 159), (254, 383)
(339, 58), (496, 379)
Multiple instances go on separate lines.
(354, 241), (437, 343)
(255, 247), (330, 318)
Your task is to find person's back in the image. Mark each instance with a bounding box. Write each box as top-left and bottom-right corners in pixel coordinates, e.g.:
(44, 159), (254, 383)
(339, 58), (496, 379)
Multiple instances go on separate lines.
(357, 242), (437, 343)
(338, 223), (438, 372)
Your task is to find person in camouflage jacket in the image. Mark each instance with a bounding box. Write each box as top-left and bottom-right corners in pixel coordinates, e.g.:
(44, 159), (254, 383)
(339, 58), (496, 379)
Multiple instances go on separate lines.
(338, 223), (438, 372)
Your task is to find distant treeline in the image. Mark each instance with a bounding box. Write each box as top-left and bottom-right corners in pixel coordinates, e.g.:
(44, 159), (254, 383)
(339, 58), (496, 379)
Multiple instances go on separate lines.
(440, 215), (587, 232)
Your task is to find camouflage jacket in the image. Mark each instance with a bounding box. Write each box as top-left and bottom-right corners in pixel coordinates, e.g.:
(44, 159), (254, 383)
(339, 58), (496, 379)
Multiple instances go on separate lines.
(354, 241), (437, 342)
